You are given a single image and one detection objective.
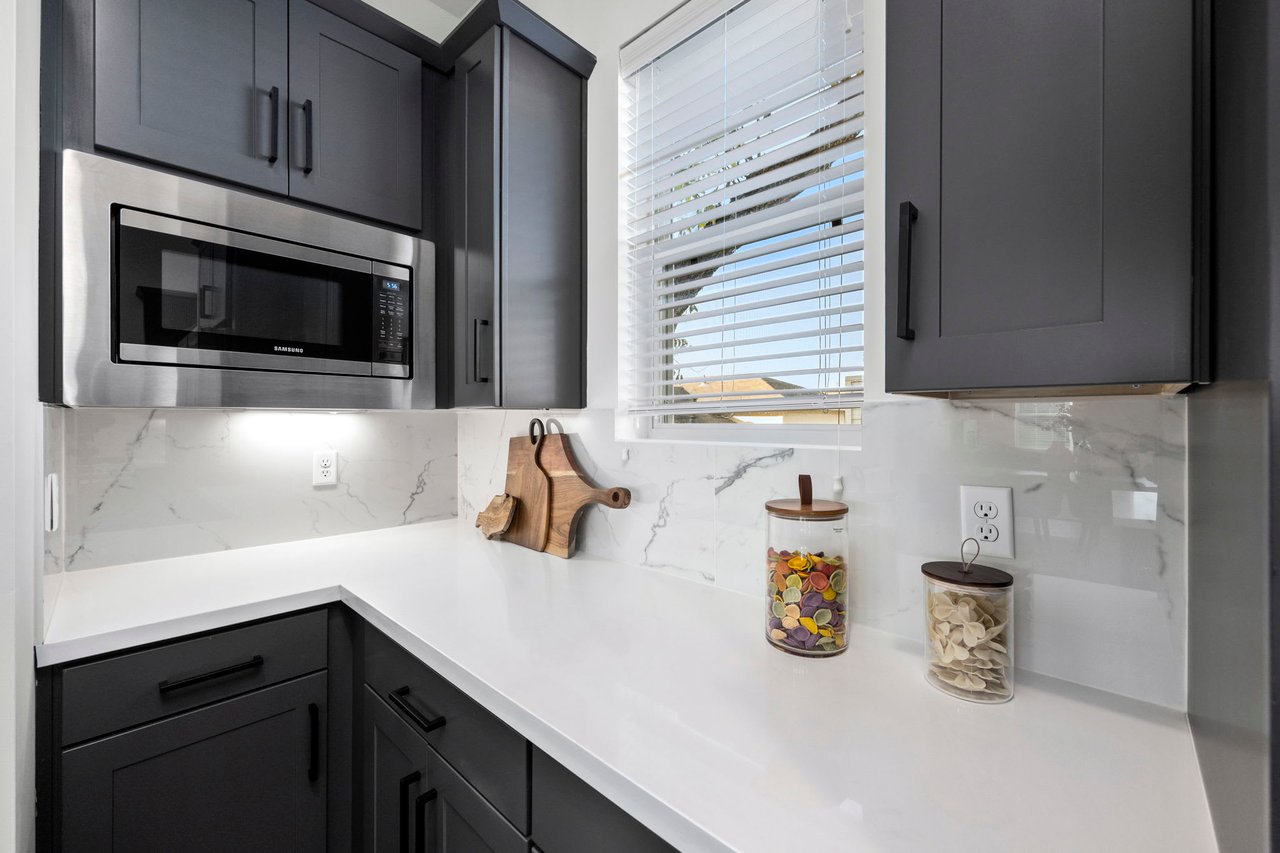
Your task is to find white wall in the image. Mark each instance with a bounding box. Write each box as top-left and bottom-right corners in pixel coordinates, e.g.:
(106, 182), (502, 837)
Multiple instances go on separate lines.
(0, 0), (46, 848)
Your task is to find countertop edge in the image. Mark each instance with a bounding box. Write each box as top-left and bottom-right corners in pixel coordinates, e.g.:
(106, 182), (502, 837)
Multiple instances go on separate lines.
(35, 587), (343, 667)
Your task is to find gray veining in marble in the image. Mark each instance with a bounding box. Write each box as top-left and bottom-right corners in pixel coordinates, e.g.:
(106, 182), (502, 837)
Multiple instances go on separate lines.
(46, 408), (458, 573)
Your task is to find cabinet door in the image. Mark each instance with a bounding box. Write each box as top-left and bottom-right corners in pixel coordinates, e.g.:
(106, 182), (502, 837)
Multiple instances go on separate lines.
(423, 750), (527, 853)
(530, 747), (675, 853)
(448, 27), (502, 407)
(289, 0), (423, 229)
(362, 686), (432, 853)
(61, 672), (327, 853)
(95, 0), (289, 192)
(500, 31), (587, 409)
(885, 0), (1192, 393)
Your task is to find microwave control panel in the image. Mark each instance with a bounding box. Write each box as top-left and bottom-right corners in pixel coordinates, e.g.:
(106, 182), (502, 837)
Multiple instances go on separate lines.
(374, 277), (411, 372)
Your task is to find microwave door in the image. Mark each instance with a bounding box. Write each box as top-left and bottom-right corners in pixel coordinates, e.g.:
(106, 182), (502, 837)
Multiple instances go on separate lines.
(117, 208), (376, 375)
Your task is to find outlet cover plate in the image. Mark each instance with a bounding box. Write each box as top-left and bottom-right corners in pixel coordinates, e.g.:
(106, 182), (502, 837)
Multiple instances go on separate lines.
(960, 485), (1013, 558)
(312, 449), (338, 487)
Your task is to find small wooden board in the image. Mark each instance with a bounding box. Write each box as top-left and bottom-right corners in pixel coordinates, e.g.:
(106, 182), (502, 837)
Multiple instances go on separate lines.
(475, 494), (517, 540)
(502, 434), (550, 552)
(539, 433), (631, 558)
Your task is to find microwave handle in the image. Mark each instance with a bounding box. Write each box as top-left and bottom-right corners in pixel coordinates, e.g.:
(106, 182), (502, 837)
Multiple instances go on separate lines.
(198, 285), (218, 320)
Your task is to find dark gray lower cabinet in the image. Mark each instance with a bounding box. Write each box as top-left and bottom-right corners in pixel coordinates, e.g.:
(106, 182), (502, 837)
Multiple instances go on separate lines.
(39, 608), (673, 853)
(424, 751), (526, 853)
(362, 686), (525, 853)
(61, 672), (328, 852)
(363, 685), (432, 853)
(531, 747), (676, 853)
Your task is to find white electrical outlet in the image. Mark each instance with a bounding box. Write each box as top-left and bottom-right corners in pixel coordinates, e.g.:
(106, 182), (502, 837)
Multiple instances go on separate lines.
(960, 485), (1013, 558)
(312, 449), (338, 486)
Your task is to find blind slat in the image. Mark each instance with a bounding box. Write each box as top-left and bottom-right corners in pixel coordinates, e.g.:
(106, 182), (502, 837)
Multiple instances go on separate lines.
(639, 260), (865, 316)
(639, 280), (863, 330)
(630, 322), (864, 359)
(646, 233), (864, 295)
(641, 344), (865, 374)
(628, 146), (865, 237)
(647, 221), (864, 283)
(634, 300), (864, 347)
(645, 193), (865, 265)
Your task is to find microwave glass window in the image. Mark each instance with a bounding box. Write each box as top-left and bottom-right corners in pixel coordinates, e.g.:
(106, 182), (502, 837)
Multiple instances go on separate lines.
(116, 223), (374, 365)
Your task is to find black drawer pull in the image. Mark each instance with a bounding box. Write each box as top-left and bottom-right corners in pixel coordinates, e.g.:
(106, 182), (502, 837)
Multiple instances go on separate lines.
(414, 789), (438, 853)
(897, 200), (919, 341)
(387, 685), (447, 735)
(308, 702), (320, 782)
(157, 655), (264, 694)
(399, 770), (422, 853)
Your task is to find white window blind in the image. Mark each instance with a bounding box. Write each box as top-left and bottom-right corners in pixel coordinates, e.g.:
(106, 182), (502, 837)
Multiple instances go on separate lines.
(622, 0), (866, 421)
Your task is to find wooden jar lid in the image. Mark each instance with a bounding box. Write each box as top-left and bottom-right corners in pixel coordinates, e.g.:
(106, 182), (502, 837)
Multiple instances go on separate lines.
(765, 474), (848, 520)
(921, 561), (1013, 589)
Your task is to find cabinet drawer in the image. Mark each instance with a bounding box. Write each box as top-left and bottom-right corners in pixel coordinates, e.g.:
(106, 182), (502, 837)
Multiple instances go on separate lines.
(61, 610), (328, 746)
(363, 625), (529, 832)
(531, 747), (675, 853)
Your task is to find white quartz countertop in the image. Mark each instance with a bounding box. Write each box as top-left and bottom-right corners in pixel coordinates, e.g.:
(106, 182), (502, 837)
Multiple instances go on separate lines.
(39, 520), (1217, 853)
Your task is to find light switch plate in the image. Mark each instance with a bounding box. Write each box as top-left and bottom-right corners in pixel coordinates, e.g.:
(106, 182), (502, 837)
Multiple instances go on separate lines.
(960, 485), (1013, 558)
(312, 449), (338, 487)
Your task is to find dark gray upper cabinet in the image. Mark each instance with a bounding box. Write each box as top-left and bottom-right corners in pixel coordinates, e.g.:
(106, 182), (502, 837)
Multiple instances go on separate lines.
(288, 0), (423, 230)
(445, 25), (587, 408)
(89, 0), (422, 229)
(61, 672), (328, 853)
(885, 0), (1201, 394)
(94, 0), (289, 193)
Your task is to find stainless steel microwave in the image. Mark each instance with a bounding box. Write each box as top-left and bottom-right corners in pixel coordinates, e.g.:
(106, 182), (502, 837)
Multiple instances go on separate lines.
(44, 150), (434, 408)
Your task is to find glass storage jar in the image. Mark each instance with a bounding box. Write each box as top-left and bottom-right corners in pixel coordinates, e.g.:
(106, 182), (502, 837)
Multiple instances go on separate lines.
(765, 475), (849, 657)
(922, 544), (1014, 703)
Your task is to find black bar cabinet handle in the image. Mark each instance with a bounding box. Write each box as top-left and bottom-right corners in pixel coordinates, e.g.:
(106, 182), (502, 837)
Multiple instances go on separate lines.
(413, 789), (438, 853)
(307, 702), (320, 782)
(301, 99), (315, 174)
(472, 318), (490, 383)
(266, 86), (280, 164)
(157, 654), (264, 693)
(398, 770), (421, 853)
(897, 201), (918, 341)
(387, 685), (447, 735)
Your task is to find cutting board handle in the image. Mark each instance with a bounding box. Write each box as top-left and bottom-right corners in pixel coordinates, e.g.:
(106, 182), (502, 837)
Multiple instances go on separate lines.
(591, 487), (631, 509)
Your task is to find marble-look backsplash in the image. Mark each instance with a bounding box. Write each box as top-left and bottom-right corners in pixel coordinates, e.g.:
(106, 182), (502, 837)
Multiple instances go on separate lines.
(458, 397), (1187, 709)
(45, 408), (458, 573)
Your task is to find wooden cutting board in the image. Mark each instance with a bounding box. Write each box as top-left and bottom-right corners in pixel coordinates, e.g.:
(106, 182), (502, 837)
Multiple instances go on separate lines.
(502, 431), (550, 552)
(539, 433), (631, 558)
